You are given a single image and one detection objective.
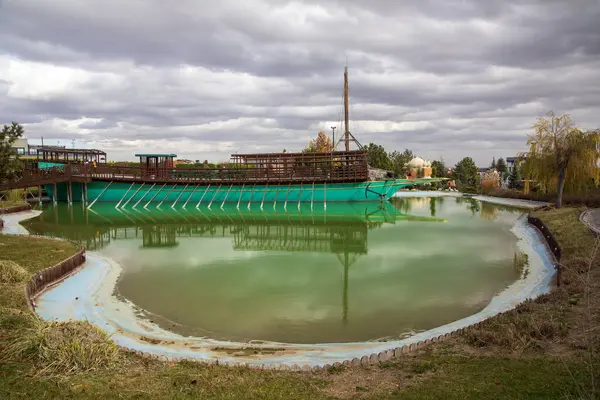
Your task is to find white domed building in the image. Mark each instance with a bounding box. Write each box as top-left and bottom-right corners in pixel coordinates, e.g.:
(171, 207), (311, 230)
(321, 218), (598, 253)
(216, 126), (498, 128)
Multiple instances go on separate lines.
(406, 157), (432, 179)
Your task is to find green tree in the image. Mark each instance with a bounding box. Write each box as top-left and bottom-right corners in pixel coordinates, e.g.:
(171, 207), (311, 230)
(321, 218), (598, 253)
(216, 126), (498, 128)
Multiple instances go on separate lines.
(389, 149), (413, 177)
(365, 143), (392, 170)
(496, 157), (507, 180)
(431, 159), (447, 178)
(453, 157), (479, 193)
(522, 111), (600, 207)
(508, 161), (521, 189)
(490, 157), (496, 170)
(0, 122), (24, 183)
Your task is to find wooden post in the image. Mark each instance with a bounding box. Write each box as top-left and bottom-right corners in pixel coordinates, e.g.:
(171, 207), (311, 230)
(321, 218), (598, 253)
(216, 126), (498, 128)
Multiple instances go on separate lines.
(38, 185), (42, 206)
(344, 66), (350, 152)
(68, 182), (73, 206)
(53, 183), (57, 204)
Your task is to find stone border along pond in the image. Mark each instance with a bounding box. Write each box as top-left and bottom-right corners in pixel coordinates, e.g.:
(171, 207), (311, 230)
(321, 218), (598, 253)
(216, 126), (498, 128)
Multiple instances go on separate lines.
(0, 203), (32, 229)
(4, 195), (557, 370)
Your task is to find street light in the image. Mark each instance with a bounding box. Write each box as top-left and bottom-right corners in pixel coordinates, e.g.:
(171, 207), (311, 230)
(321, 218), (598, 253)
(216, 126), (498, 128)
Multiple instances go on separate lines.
(331, 126), (336, 150)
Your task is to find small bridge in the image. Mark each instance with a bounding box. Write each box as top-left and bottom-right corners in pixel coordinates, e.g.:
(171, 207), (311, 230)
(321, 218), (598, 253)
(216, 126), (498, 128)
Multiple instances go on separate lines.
(0, 165), (92, 191)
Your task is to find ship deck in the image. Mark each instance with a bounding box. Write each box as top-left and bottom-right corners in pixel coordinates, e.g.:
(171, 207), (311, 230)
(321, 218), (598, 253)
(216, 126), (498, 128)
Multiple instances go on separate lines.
(1, 150), (370, 191)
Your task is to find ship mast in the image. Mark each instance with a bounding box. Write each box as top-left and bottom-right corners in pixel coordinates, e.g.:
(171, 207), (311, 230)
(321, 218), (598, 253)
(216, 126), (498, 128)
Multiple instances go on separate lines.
(336, 65), (362, 152)
(344, 66), (350, 152)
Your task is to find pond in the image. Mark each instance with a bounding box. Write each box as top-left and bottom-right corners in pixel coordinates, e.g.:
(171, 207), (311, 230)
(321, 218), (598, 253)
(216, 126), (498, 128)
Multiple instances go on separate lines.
(23, 197), (528, 344)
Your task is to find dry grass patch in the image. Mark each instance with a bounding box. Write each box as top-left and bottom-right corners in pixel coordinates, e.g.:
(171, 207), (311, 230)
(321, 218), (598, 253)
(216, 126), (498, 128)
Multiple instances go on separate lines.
(0, 260), (29, 284)
(318, 357), (440, 399)
(0, 284), (29, 311)
(2, 320), (120, 375)
(462, 297), (571, 354)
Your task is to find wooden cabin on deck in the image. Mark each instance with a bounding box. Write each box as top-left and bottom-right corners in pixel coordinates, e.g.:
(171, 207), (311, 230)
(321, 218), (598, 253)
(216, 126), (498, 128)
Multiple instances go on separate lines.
(135, 154), (177, 179)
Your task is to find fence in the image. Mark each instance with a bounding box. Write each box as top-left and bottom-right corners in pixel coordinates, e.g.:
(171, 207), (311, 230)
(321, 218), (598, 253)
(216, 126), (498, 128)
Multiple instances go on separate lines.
(527, 214), (562, 286)
(24, 242), (86, 308)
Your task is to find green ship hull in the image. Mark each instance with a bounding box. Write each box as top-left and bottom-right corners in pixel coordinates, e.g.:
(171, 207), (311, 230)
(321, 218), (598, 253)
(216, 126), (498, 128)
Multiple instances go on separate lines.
(44, 179), (433, 205)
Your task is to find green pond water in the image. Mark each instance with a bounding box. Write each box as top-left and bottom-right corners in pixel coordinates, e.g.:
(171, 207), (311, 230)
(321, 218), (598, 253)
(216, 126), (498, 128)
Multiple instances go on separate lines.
(23, 197), (527, 344)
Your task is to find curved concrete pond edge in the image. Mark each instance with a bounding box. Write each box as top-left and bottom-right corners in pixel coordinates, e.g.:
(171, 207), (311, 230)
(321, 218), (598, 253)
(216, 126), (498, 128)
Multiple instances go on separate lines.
(3, 200), (557, 370)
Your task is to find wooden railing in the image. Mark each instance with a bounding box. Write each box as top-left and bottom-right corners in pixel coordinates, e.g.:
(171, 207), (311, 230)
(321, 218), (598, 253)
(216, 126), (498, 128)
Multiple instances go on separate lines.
(3, 163), (367, 189)
(1, 152), (370, 190)
(93, 163), (367, 183)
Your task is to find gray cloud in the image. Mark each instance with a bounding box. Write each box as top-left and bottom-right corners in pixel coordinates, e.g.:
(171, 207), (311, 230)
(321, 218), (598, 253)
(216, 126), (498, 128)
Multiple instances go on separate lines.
(1, 0), (599, 165)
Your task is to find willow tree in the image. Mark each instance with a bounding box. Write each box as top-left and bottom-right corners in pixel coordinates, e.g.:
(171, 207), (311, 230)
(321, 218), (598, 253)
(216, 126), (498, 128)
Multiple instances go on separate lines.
(522, 112), (600, 208)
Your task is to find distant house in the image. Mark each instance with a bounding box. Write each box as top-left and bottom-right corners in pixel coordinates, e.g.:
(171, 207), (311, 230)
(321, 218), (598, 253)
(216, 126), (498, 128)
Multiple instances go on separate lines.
(506, 156), (526, 173)
(478, 167), (489, 178)
(10, 138), (29, 155)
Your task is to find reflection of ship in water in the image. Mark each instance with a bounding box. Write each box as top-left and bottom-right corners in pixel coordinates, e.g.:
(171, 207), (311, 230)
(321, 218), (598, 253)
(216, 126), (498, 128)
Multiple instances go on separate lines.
(23, 202), (446, 324)
(23, 202), (445, 252)
(143, 225), (179, 248)
(231, 219), (372, 324)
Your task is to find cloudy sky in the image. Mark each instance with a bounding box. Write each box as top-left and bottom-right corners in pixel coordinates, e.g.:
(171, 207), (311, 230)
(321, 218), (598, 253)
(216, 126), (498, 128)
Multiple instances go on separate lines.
(1, 0), (599, 165)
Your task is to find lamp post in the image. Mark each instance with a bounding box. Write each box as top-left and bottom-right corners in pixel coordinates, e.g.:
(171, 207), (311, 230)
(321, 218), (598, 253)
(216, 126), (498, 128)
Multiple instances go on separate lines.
(331, 126), (336, 150)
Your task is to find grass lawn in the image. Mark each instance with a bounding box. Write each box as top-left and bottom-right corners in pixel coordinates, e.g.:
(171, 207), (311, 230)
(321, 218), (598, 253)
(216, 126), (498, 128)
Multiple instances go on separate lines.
(0, 207), (598, 399)
(0, 235), (77, 274)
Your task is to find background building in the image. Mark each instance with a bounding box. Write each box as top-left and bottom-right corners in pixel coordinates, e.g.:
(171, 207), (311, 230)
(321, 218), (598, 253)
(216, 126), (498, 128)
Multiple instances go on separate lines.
(406, 157), (432, 178)
(10, 138), (65, 156)
(506, 156), (526, 173)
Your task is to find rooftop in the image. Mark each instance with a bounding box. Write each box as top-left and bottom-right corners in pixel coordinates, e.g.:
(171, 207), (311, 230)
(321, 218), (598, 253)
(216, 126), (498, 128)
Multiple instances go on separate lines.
(38, 147), (106, 155)
(135, 154), (178, 157)
(232, 150), (365, 159)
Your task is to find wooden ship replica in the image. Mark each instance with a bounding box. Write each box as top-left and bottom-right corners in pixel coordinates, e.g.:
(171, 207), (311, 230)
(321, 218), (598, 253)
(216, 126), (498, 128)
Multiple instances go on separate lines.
(1, 68), (439, 206)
